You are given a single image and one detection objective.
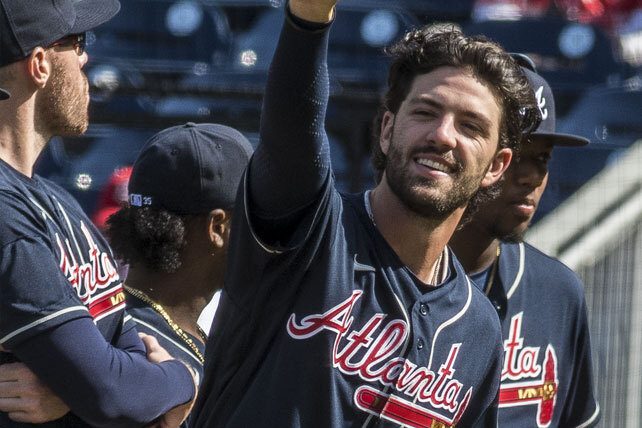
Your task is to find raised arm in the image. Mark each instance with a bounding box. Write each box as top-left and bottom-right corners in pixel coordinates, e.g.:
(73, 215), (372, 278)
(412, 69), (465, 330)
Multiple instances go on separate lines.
(248, 0), (337, 221)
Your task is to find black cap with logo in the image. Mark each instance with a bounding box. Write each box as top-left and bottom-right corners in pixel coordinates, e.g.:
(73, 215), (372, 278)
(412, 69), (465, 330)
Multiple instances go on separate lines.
(128, 123), (254, 214)
(513, 53), (589, 147)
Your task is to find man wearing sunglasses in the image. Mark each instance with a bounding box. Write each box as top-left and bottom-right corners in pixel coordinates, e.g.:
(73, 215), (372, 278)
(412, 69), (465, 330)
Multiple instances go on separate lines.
(0, 1), (197, 427)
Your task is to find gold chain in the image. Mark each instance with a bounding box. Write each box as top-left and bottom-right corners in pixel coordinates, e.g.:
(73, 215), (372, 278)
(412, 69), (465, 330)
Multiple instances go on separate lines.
(124, 285), (205, 364)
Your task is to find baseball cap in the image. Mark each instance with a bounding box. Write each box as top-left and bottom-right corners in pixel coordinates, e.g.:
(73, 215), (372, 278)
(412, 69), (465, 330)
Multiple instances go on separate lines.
(0, 88), (9, 100)
(128, 123), (254, 214)
(0, 0), (120, 67)
(514, 54), (589, 147)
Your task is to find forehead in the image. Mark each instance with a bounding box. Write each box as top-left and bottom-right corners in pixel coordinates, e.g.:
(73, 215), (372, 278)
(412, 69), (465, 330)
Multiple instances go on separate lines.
(405, 66), (502, 126)
(520, 137), (554, 156)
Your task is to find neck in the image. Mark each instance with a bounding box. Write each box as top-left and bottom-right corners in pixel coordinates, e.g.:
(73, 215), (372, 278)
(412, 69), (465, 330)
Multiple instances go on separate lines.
(0, 97), (50, 176)
(450, 220), (500, 274)
(369, 183), (460, 285)
(125, 263), (223, 341)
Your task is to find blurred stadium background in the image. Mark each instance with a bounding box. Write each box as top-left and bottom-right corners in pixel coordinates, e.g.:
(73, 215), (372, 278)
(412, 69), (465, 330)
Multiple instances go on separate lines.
(33, 1), (642, 424)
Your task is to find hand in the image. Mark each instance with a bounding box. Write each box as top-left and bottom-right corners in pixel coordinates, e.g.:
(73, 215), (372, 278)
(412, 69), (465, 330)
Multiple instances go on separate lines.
(0, 362), (70, 423)
(139, 334), (198, 428)
(289, 0), (337, 23)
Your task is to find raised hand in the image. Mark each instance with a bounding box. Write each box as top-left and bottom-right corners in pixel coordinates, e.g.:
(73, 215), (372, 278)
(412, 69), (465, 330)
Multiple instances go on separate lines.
(289, 0), (338, 23)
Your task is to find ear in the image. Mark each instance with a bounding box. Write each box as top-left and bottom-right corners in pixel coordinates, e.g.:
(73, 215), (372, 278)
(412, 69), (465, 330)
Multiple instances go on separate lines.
(25, 48), (52, 89)
(480, 148), (512, 188)
(207, 209), (228, 250)
(379, 111), (395, 156)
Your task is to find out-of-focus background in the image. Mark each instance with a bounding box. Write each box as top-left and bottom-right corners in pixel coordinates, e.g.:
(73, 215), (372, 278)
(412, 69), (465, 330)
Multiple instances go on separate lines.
(34, 1), (642, 424)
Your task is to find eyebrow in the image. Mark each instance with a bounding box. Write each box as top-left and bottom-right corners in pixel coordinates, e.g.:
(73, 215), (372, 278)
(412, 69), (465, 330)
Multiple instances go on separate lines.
(408, 96), (494, 136)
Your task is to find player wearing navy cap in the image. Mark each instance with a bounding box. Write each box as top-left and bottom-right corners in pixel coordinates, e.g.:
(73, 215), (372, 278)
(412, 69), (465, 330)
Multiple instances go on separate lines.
(191, 0), (540, 426)
(450, 57), (600, 427)
(0, 0), (196, 426)
(104, 122), (253, 427)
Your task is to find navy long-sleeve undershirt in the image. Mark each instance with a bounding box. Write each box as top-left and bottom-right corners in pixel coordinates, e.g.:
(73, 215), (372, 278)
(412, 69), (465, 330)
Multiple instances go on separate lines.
(249, 10), (333, 225)
(12, 317), (194, 428)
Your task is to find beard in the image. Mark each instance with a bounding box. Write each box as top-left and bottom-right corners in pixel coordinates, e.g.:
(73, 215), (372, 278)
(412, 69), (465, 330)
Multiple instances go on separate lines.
(384, 131), (490, 221)
(36, 54), (89, 137)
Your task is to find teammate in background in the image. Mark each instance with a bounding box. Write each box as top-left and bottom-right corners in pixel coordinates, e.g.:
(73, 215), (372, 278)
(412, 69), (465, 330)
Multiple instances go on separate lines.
(92, 166), (133, 231)
(0, 0), (196, 426)
(449, 57), (600, 427)
(107, 122), (252, 382)
(190, 0), (540, 426)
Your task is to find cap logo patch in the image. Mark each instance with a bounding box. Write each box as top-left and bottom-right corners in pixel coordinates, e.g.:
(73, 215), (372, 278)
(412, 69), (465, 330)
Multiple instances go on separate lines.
(535, 86), (548, 120)
(130, 194), (152, 207)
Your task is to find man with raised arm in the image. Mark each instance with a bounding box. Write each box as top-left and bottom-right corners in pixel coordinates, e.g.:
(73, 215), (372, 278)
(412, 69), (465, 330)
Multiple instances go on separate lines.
(191, 0), (540, 426)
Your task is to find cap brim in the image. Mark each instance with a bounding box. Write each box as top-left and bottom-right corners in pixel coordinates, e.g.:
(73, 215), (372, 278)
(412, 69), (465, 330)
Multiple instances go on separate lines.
(70, 0), (121, 34)
(0, 88), (9, 100)
(530, 132), (590, 147)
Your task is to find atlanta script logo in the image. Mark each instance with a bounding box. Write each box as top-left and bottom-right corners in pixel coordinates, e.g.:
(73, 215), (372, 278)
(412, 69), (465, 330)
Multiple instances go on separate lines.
(286, 290), (471, 427)
(55, 220), (123, 321)
(499, 312), (559, 427)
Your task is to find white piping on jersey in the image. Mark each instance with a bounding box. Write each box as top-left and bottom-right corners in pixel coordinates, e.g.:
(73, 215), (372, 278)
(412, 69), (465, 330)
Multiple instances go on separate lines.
(123, 314), (133, 323)
(427, 276), (472, 371)
(93, 301), (126, 323)
(575, 403), (600, 428)
(56, 199), (87, 265)
(28, 197), (55, 222)
(130, 317), (203, 366)
(0, 306), (89, 344)
(353, 254), (375, 272)
(505, 242), (525, 300)
(361, 278), (412, 428)
(244, 171), (329, 255)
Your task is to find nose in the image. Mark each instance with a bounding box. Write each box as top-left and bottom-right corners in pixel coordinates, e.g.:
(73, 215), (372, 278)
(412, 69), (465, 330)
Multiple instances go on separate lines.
(515, 160), (546, 189)
(79, 52), (89, 68)
(427, 115), (457, 151)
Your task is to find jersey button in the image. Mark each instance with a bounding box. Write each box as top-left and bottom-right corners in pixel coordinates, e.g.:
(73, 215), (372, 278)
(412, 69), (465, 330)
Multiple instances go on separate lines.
(491, 300), (502, 313)
(419, 304), (428, 316)
(416, 338), (424, 350)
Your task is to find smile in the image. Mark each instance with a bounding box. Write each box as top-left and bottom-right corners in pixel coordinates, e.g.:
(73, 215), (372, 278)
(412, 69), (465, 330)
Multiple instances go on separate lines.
(415, 158), (452, 173)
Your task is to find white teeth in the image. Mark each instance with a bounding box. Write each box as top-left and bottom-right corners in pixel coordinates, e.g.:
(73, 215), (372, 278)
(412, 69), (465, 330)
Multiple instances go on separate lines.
(416, 158), (449, 173)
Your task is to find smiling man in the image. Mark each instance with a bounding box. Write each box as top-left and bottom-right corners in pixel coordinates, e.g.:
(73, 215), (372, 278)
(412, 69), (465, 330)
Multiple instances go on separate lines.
(450, 59), (600, 427)
(191, 1), (540, 427)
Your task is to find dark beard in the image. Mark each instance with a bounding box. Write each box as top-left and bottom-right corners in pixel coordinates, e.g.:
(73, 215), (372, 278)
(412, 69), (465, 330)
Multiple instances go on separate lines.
(384, 134), (484, 221)
(491, 222), (526, 243)
(36, 55), (89, 137)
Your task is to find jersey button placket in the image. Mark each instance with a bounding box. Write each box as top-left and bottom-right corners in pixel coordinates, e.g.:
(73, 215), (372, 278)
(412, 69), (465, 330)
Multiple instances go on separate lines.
(419, 303), (428, 316)
(416, 338), (424, 350)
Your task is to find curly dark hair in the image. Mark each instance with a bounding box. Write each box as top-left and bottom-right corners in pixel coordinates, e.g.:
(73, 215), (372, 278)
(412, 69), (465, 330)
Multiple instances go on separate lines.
(370, 23), (540, 223)
(106, 206), (191, 274)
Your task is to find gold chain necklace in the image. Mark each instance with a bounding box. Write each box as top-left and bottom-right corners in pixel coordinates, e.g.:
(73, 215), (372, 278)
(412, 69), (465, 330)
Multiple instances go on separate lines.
(124, 285), (205, 364)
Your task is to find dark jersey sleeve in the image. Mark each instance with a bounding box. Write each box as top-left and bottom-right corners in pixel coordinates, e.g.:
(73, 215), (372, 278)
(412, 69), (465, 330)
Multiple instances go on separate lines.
(247, 7), (333, 239)
(12, 318), (195, 428)
(560, 295), (601, 427)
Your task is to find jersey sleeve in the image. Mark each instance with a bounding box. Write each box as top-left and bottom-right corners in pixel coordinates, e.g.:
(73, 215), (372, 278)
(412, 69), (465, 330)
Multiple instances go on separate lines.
(12, 317), (195, 428)
(0, 235), (92, 348)
(246, 6), (334, 246)
(560, 295), (601, 427)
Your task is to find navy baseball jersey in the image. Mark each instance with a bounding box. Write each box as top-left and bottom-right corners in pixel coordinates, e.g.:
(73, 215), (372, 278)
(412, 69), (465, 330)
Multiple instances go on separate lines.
(474, 241), (600, 427)
(0, 158), (195, 427)
(125, 289), (205, 378)
(0, 159), (128, 425)
(191, 11), (504, 428)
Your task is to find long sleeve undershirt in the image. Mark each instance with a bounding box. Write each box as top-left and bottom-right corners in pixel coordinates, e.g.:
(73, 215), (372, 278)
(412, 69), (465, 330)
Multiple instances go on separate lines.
(249, 10), (333, 228)
(12, 317), (194, 428)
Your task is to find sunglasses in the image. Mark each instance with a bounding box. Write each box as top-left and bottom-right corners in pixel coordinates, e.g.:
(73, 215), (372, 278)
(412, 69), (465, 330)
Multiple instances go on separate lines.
(48, 33), (86, 56)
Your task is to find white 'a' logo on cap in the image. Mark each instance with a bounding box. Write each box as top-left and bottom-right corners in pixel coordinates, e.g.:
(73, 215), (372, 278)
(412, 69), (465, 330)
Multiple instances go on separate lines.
(535, 86), (548, 120)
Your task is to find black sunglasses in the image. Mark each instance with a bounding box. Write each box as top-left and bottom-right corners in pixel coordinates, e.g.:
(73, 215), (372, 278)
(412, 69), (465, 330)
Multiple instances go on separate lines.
(48, 33), (86, 56)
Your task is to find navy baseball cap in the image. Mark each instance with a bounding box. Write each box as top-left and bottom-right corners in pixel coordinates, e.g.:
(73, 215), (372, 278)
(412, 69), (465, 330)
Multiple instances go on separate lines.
(128, 123), (254, 214)
(516, 58), (589, 147)
(0, 88), (9, 100)
(0, 0), (120, 67)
